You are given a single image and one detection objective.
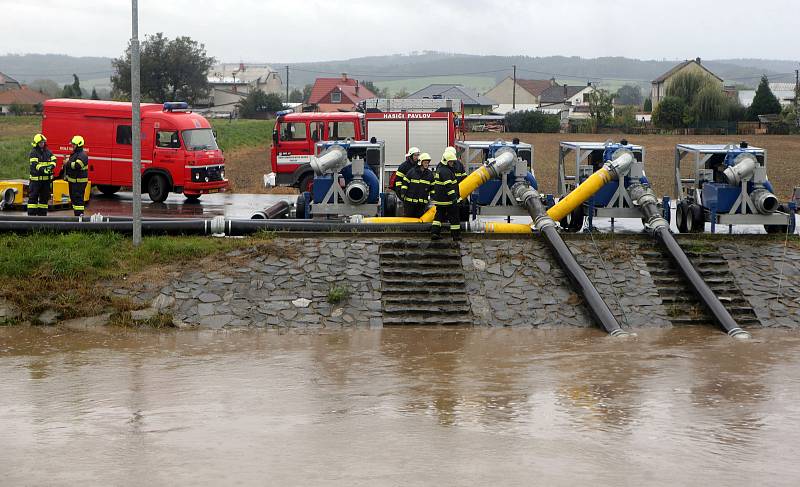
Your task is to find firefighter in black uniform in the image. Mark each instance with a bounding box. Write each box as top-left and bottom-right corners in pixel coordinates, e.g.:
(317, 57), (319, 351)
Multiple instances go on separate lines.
(400, 152), (434, 218)
(431, 151), (461, 241)
(27, 133), (56, 216)
(444, 146), (470, 221)
(391, 147), (420, 199)
(64, 135), (89, 216)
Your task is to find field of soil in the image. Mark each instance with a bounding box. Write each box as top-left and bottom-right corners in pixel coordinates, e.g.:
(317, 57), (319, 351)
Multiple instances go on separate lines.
(470, 133), (800, 200)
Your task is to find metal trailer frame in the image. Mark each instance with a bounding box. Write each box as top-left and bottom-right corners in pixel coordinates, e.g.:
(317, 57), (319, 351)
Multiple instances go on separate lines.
(674, 143), (794, 233)
(455, 140), (534, 218)
(309, 140), (386, 218)
(557, 141), (647, 229)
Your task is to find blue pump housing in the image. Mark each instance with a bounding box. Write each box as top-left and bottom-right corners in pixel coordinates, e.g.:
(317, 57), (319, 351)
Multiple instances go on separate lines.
(311, 165), (380, 204)
(473, 141), (535, 205)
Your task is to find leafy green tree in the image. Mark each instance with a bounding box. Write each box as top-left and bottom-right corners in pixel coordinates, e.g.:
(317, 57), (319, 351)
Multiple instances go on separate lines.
(690, 84), (729, 122)
(643, 97), (652, 112)
(613, 105), (638, 129)
(746, 75), (782, 121)
(586, 89), (614, 126)
(652, 96), (686, 129)
(666, 71), (716, 107)
(111, 33), (216, 104)
(395, 87), (410, 98)
(90, 87), (100, 100)
(615, 85), (643, 106)
(237, 90), (284, 118)
(362, 80), (387, 98)
(288, 88), (304, 103)
(8, 103), (26, 115)
(302, 84), (313, 102)
(61, 74), (81, 98)
(504, 110), (560, 133)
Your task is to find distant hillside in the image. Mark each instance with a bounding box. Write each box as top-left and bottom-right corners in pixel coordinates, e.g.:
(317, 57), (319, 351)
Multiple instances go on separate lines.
(1, 52), (795, 96)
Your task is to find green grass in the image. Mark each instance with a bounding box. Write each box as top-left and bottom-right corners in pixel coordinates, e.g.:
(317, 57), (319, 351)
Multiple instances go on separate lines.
(0, 116), (40, 179)
(211, 119), (275, 152)
(327, 284), (351, 304)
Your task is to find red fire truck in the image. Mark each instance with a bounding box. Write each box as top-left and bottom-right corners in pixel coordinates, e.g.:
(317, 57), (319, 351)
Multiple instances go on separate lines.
(269, 99), (462, 192)
(42, 99), (227, 202)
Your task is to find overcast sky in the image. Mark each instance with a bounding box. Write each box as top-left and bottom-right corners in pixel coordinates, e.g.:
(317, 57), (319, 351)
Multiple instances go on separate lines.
(0, 0), (797, 62)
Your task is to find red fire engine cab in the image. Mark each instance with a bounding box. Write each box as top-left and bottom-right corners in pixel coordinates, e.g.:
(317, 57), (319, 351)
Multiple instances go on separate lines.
(268, 98), (462, 192)
(42, 99), (227, 202)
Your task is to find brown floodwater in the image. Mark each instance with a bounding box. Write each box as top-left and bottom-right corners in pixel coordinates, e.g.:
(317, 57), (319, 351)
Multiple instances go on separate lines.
(1, 326), (799, 486)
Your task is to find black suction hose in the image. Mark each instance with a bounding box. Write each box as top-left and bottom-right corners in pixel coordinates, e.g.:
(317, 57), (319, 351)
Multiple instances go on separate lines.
(629, 183), (749, 338)
(251, 200), (291, 219)
(513, 184), (627, 336)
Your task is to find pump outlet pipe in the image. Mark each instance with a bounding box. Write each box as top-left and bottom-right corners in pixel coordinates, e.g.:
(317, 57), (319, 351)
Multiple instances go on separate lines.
(251, 200), (292, 219)
(547, 149), (634, 222)
(628, 183), (750, 339)
(512, 182), (628, 336)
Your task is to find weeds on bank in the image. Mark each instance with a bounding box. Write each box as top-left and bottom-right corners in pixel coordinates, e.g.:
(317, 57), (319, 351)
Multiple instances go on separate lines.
(108, 310), (176, 329)
(327, 284), (351, 304)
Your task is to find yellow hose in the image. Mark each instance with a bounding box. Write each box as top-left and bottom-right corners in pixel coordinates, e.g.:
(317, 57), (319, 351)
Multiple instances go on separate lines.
(482, 222), (532, 234)
(546, 167), (612, 222)
(362, 217), (422, 223)
(420, 165), (494, 223)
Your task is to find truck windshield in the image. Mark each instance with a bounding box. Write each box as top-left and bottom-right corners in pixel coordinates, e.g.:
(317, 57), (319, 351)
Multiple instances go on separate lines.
(182, 129), (219, 151)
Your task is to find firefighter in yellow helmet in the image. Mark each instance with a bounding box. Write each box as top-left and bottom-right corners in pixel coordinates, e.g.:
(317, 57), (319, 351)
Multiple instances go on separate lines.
(444, 146), (469, 221)
(431, 150), (461, 241)
(400, 152), (434, 218)
(64, 135), (89, 216)
(27, 133), (56, 216)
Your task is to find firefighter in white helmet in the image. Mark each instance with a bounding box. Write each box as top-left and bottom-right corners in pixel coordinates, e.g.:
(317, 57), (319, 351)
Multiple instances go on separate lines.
(391, 147), (420, 199)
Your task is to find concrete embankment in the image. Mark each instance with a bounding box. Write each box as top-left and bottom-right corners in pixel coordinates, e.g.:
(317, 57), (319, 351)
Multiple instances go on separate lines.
(104, 235), (800, 331)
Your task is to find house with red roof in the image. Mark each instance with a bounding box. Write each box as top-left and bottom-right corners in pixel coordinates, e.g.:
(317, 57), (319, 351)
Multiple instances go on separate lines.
(0, 86), (51, 114)
(307, 73), (376, 112)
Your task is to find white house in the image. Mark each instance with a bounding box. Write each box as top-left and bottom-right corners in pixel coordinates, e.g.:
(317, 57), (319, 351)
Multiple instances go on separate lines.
(200, 63), (284, 114)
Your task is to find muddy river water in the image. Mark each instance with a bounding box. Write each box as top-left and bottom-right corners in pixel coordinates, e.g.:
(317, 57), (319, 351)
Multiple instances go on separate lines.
(1, 326), (799, 486)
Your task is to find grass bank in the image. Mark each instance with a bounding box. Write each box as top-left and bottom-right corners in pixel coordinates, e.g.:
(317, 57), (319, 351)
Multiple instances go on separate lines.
(211, 118), (274, 152)
(0, 231), (275, 324)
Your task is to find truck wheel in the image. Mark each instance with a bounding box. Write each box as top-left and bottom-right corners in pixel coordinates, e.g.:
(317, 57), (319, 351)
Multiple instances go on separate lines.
(687, 204), (705, 233)
(298, 173), (314, 194)
(676, 201), (688, 233)
(560, 205), (584, 233)
(97, 185), (121, 196)
(147, 174), (170, 203)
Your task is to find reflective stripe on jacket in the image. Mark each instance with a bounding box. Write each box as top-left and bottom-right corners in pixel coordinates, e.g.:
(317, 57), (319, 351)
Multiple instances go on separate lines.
(431, 162), (459, 206)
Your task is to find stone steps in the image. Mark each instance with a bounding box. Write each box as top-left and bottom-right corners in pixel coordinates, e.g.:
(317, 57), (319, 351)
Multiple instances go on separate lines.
(642, 244), (760, 329)
(380, 240), (471, 326)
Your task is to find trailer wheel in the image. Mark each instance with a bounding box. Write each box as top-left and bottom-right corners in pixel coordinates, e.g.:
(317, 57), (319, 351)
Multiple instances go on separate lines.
(687, 204), (705, 233)
(296, 193), (308, 219)
(560, 205), (584, 233)
(676, 201), (689, 233)
(384, 192), (398, 217)
(298, 173), (314, 194)
(765, 204), (790, 234)
(147, 174), (170, 203)
(97, 185), (121, 196)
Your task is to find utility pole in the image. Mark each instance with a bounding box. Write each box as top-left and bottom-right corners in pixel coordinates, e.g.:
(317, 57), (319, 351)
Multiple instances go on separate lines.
(795, 69), (799, 109)
(131, 0), (142, 246)
(286, 65), (289, 103)
(512, 64), (517, 110)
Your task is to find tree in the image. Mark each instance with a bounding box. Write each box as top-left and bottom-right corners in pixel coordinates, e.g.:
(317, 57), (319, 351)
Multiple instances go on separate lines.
(288, 88), (304, 103)
(362, 80), (387, 98)
(643, 97), (652, 113)
(615, 84), (643, 106)
(690, 84), (730, 123)
(28, 79), (60, 97)
(61, 74), (82, 98)
(746, 75), (782, 121)
(652, 96), (686, 129)
(666, 71), (716, 107)
(504, 110), (560, 133)
(395, 87), (410, 98)
(586, 89), (614, 126)
(237, 90), (284, 118)
(111, 33), (216, 104)
(90, 87), (100, 100)
(302, 84), (313, 102)
(613, 105), (638, 129)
